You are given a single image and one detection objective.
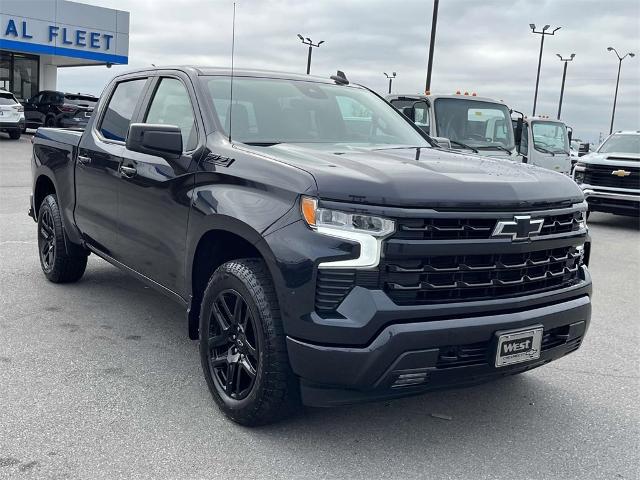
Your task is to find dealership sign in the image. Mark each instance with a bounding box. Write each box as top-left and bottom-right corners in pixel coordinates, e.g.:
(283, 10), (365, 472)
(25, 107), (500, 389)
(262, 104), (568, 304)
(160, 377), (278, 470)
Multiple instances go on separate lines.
(0, 6), (128, 65)
(4, 18), (114, 51)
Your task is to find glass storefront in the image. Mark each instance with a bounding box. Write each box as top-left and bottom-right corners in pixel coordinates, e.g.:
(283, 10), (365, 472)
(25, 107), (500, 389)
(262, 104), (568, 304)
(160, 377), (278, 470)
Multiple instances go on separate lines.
(0, 51), (39, 101)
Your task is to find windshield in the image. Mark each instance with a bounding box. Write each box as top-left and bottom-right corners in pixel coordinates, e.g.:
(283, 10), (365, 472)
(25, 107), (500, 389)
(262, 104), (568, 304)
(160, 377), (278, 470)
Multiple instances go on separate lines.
(598, 134), (640, 155)
(433, 98), (514, 150)
(531, 121), (569, 154)
(201, 76), (430, 147)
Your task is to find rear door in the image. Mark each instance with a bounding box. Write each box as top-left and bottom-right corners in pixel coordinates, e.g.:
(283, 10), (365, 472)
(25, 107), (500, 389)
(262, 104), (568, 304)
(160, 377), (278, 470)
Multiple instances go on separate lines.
(75, 77), (150, 256)
(115, 74), (201, 294)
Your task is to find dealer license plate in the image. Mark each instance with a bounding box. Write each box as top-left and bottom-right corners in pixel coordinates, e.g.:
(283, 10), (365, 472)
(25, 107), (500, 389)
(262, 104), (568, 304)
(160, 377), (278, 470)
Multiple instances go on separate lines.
(495, 327), (543, 367)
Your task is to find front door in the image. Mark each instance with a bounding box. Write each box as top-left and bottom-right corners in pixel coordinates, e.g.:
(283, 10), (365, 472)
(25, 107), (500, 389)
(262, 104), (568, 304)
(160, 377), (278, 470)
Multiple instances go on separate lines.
(75, 77), (149, 256)
(116, 75), (200, 294)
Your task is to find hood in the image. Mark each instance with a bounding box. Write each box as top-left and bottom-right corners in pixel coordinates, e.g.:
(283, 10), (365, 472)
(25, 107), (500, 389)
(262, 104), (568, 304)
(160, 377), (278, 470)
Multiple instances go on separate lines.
(579, 151), (639, 168)
(249, 143), (584, 209)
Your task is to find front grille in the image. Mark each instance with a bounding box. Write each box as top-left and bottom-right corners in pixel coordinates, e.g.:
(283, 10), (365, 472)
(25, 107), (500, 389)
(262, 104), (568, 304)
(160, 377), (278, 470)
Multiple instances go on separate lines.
(435, 324), (580, 369)
(395, 212), (582, 241)
(583, 164), (640, 189)
(383, 246), (582, 305)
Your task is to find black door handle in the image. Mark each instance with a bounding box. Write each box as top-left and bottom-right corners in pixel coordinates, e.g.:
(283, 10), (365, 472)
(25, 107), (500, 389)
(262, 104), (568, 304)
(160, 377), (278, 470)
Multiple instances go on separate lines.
(119, 165), (137, 178)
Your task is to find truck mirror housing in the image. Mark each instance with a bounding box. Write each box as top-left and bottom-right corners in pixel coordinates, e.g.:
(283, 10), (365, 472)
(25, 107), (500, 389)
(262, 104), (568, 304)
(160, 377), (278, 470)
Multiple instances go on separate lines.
(514, 118), (523, 148)
(126, 123), (183, 160)
(400, 106), (415, 121)
(431, 136), (452, 149)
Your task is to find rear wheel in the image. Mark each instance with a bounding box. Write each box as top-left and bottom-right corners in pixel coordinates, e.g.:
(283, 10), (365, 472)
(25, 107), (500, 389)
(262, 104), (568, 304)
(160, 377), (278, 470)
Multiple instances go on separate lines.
(199, 259), (299, 426)
(44, 116), (56, 128)
(37, 194), (88, 283)
(9, 129), (21, 139)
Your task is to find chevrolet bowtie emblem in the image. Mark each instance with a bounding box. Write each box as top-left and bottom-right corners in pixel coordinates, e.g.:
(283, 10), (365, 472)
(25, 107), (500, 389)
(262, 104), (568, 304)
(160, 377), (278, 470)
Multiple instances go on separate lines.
(492, 216), (544, 241)
(612, 169), (631, 177)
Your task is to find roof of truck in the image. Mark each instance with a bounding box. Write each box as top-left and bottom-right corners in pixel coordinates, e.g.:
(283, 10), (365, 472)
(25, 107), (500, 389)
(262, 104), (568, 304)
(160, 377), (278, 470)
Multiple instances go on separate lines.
(386, 93), (508, 106)
(113, 66), (346, 85)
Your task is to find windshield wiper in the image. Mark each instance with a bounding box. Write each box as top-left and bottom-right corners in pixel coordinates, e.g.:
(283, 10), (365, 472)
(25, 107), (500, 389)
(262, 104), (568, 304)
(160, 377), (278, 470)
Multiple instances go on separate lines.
(476, 145), (512, 154)
(449, 140), (479, 153)
(534, 144), (555, 156)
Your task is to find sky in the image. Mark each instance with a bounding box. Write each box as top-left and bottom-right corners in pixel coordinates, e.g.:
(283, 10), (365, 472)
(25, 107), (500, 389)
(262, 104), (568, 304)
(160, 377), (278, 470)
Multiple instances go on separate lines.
(59, 0), (640, 144)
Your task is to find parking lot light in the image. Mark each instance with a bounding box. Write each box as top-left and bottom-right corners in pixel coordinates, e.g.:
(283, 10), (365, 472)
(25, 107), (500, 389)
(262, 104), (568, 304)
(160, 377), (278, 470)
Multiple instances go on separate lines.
(297, 34), (324, 75)
(530, 24), (561, 116)
(607, 47), (636, 134)
(383, 72), (397, 94)
(556, 53), (576, 120)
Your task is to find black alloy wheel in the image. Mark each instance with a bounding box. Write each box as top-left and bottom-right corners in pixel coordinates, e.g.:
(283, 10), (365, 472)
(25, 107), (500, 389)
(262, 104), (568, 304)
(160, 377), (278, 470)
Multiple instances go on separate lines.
(207, 289), (260, 401)
(38, 207), (56, 272)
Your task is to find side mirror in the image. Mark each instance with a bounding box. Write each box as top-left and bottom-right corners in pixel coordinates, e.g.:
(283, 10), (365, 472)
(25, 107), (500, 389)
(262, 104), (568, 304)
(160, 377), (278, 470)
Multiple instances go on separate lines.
(514, 118), (523, 148)
(431, 136), (452, 149)
(126, 123), (183, 160)
(567, 129), (573, 143)
(400, 106), (415, 121)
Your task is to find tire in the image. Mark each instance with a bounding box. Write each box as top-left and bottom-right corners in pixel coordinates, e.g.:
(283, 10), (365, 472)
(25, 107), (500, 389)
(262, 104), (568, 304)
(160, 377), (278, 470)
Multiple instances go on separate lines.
(37, 194), (88, 283)
(9, 129), (21, 140)
(45, 116), (56, 128)
(199, 259), (299, 426)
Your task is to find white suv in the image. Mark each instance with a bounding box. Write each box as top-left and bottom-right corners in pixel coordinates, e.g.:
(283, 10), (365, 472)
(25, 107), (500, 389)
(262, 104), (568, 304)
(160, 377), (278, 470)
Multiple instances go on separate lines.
(0, 89), (25, 140)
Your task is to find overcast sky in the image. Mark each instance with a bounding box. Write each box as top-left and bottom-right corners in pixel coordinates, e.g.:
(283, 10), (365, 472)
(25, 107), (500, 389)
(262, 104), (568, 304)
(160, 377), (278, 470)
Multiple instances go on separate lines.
(59, 0), (640, 144)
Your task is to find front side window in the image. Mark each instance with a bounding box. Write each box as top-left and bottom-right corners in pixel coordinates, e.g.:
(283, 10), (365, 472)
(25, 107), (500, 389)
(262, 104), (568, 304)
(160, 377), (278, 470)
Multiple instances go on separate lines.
(434, 98), (515, 150)
(99, 79), (147, 142)
(201, 76), (429, 147)
(145, 78), (197, 151)
(598, 134), (640, 155)
(531, 121), (569, 154)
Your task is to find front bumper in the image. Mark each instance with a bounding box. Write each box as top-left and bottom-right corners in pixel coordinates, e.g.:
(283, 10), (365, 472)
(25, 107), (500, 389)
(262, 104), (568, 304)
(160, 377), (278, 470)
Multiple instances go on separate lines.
(582, 186), (640, 215)
(289, 293), (591, 407)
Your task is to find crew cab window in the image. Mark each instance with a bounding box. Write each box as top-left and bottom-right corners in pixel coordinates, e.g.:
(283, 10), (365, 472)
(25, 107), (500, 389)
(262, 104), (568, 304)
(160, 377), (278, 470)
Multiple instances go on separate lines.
(99, 79), (147, 142)
(145, 78), (197, 151)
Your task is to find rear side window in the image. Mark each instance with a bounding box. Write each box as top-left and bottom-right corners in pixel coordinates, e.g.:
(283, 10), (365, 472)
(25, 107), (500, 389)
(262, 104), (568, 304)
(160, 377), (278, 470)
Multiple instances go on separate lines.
(0, 92), (17, 105)
(99, 79), (147, 142)
(145, 78), (197, 151)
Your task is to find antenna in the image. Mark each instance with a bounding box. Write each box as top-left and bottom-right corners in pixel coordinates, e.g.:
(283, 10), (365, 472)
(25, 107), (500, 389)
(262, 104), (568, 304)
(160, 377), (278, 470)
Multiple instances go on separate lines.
(228, 2), (236, 142)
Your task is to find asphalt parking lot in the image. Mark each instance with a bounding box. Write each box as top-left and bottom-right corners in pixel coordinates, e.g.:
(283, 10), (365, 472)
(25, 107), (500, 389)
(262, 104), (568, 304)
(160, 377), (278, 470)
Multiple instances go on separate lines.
(1, 133), (638, 480)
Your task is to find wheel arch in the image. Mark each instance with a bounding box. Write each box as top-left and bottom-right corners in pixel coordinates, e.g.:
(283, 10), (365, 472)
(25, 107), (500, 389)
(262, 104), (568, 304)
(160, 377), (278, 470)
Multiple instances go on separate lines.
(187, 217), (283, 340)
(33, 174), (57, 218)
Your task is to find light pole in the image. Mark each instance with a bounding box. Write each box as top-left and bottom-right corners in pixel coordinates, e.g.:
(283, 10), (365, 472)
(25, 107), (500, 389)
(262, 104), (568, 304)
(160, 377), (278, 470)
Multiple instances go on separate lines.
(530, 24), (561, 116)
(297, 34), (324, 75)
(425, 0), (439, 93)
(383, 72), (397, 94)
(556, 53), (575, 120)
(607, 47), (635, 134)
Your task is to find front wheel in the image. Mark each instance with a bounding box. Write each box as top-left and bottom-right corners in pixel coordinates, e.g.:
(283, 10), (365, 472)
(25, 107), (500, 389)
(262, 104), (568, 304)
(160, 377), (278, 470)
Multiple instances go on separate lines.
(199, 259), (299, 426)
(37, 194), (88, 283)
(9, 129), (21, 139)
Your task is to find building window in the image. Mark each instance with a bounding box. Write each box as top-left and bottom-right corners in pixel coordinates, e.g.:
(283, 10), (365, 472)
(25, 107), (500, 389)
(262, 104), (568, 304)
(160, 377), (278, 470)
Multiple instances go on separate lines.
(0, 51), (39, 101)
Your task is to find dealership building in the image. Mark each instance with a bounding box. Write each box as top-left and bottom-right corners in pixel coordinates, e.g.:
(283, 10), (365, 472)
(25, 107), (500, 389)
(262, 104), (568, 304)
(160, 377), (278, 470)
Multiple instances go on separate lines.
(0, 0), (129, 100)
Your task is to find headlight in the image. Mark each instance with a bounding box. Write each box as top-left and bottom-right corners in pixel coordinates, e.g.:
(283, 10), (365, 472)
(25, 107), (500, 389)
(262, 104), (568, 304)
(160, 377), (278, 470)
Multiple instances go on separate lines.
(301, 196), (395, 269)
(574, 170), (585, 183)
(301, 196), (395, 237)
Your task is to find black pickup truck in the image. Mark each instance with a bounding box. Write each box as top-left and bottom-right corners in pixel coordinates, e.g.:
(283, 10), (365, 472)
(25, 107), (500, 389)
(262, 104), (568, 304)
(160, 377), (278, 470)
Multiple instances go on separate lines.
(29, 67), (592, 425)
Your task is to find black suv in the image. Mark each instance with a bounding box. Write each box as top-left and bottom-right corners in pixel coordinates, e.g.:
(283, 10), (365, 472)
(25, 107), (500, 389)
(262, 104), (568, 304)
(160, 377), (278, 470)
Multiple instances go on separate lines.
(23, 91), (97, 130)
(29, 67), (592, 425)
